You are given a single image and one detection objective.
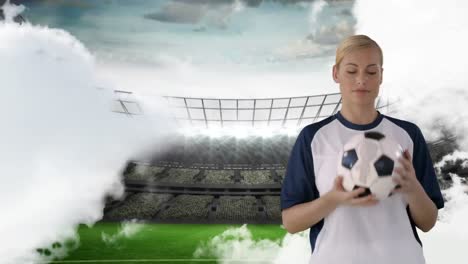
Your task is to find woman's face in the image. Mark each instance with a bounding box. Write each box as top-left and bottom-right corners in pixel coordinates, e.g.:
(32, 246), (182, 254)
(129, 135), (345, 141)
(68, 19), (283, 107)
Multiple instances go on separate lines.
(333, 47), (383, 108)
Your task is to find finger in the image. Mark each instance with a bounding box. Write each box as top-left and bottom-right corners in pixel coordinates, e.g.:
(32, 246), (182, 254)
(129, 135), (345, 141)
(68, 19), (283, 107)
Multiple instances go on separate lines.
(353, 200), (378, 207)
(400, 149), (411, 160)
(333, 176), (339, 187)
(398, 156), (412, 171)
(394, 167), (408, 180)
(392, 175), (408, 188)
(392, 174), (403, 184)
(391, 187), (404, 194)
(334, 176), (345, 191)
(335, 176), (343, 184)
(348, 187), (366, 198)
(349, 197), (371, 205)
(350, 195), (378, 206)
(395, 166), (417, 185)
(392, 184), (411, 194)
(360, 199), (379, 206)
(389, 184), (403, 196)
(392, 175), (412, 193)
(404, 149), (412, 160)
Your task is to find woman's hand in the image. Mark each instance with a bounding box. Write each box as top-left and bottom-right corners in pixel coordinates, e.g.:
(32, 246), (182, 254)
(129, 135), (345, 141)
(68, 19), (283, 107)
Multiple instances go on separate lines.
(391, 149), (438, 232)
(327, 176), (379, 206)
(392, 150), (423, 198)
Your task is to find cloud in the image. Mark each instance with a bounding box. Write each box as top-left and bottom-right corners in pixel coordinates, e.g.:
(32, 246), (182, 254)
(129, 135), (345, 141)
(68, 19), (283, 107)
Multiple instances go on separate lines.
(144, 0), (245, 29)
(144, 1), (206, 24)
(0, 11), (175, 263)
(353, 0), (468, 145)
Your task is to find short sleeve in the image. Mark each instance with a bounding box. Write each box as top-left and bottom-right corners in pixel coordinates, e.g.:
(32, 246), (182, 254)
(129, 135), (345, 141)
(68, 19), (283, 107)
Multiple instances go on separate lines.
(281, 128), (319, 210)
(412, 126), (444, 209)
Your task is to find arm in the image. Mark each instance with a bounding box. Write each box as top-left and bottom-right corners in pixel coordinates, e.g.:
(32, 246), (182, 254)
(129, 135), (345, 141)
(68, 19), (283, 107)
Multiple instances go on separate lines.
(393, 150), (439, 232)
(283, 189), (339, 234)
(406, 183), (438, 232)
(283, 176), (377, 234)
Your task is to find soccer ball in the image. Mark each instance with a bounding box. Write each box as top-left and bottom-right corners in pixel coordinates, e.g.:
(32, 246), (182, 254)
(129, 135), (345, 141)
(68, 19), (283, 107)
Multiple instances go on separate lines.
(337, 131), (404, 200)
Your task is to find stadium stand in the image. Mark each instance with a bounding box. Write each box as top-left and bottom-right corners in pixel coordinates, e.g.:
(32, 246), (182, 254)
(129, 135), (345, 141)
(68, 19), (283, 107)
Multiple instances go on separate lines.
(157, 195), (213, 220)
(211, 196), (260, 222)
(150, 134), (295, 167)
(125, 164), (166, 181)
(157, 168), (200, 184)
(262, 196), (281, 221)
(105, 193), (173, 220)
(241, 170), (276, 184)
(200, 170), (235, 184)
(275, 169), (286, 183)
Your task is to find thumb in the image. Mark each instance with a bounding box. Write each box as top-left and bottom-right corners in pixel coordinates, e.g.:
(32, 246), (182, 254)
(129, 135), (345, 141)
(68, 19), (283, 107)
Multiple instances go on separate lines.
(334, 176), (344, 190)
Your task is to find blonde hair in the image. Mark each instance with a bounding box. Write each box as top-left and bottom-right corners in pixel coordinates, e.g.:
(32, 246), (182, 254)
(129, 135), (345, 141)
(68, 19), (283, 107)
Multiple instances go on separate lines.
(335, 35), (383, 67)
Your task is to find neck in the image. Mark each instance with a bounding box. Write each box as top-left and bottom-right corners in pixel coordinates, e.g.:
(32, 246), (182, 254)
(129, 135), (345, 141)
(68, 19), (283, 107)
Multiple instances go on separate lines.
(340, 103), (378, 125)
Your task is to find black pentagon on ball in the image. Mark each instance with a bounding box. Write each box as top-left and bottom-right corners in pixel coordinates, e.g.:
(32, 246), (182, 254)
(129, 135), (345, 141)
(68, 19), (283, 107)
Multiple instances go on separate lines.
(364, 131), (385, 141)
(374, 155), (394, 176)
(342, 149), (358, 169)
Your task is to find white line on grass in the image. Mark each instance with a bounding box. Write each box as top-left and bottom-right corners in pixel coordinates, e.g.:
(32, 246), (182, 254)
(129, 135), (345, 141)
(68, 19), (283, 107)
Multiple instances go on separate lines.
(48, 259), (272, 263)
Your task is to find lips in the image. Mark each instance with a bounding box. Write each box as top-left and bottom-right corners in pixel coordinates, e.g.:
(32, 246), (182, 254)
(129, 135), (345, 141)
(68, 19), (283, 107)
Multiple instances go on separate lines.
(353, 89), (370, 93)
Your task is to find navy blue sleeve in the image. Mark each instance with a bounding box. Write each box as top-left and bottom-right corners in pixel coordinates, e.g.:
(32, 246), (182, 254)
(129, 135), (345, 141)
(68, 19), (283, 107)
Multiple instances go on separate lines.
(281, 128), (319, 210)
(412, 126), (444, 209)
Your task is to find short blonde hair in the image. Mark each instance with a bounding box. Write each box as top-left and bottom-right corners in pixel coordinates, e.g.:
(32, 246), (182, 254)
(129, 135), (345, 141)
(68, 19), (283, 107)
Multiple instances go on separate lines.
(335, 35), (383, 67)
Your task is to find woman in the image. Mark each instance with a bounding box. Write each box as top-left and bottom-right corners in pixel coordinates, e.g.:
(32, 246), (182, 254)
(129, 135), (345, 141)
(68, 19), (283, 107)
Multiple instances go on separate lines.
(280, 35), (444, 264)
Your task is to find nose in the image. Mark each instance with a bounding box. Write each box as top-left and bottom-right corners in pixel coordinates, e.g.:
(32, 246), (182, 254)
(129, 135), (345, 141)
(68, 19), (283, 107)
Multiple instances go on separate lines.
(356, 73), (368, 86)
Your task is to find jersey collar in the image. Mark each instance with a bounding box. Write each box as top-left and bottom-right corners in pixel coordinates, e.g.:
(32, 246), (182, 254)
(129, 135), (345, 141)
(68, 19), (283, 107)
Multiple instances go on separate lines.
(335, 110), (383, 131)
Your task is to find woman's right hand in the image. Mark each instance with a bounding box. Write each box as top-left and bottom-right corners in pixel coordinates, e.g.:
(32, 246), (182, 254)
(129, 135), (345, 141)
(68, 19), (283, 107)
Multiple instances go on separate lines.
(327, 176), (379, 207)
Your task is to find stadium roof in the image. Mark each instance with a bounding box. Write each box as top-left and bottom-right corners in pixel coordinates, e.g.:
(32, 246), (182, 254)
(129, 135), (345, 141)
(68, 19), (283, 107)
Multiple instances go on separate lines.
(111, 90), (397, 129)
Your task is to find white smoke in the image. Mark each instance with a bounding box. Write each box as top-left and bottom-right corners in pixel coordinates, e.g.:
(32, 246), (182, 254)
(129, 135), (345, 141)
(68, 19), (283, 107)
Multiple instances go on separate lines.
(101, 219), (145, 246)
(421, 175), (468, 264)
(0, 4), (175, 263)
(194, 224), (281, 263)
(435, 151), (468, 170)
(95, 59), (336, 99)
(194, 224), (311, 264)
(353, 0), (468, 144)
(1, 0), (25, 23)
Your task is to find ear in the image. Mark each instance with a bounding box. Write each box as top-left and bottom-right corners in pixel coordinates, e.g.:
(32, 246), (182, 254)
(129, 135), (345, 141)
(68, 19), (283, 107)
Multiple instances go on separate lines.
(332, 64), (339, 83)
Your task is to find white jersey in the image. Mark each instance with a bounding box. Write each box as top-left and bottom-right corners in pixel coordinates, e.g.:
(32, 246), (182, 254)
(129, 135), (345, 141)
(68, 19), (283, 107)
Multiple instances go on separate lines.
(281, 111), (444, 264)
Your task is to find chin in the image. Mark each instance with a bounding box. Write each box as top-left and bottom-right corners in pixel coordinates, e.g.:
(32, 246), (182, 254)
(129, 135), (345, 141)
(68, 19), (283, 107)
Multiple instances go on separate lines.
(351, 100), (376, 107)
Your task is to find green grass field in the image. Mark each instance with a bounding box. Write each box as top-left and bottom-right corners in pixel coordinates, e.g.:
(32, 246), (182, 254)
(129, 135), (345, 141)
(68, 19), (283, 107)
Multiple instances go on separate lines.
(47, 223), (286, 264)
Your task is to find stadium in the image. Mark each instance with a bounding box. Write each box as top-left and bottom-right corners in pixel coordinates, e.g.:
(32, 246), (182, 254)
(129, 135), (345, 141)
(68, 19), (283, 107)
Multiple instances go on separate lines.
(104, 92), (397, 225)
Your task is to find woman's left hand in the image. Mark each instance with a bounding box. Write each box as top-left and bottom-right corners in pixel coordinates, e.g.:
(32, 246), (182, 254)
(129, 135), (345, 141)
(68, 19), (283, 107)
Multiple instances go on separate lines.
(392, 150), (422, 196)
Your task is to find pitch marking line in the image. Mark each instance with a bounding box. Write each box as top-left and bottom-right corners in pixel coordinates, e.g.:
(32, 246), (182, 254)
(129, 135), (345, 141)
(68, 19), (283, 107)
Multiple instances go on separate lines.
(48, 259), (272, 263)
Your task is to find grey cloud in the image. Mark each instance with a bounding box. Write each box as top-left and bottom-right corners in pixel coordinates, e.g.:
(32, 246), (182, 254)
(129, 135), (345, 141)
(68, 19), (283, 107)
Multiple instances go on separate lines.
(144, 0), (243, 27)
(143, 0), (352, 26)
(144, 2), (206, 24)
